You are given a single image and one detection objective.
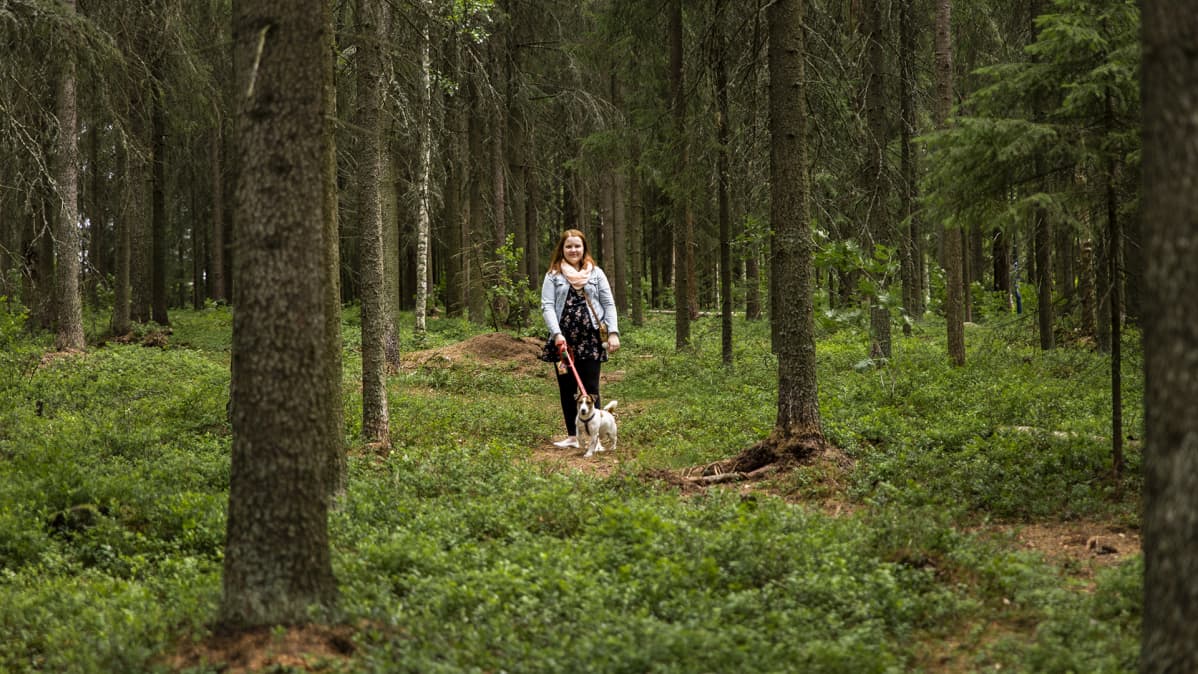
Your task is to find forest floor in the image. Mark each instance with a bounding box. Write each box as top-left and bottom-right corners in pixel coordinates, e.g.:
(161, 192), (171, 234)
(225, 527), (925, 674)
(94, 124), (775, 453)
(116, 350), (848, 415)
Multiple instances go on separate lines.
(410, 333), (1141, 579)
(169, 332), (1141, 673)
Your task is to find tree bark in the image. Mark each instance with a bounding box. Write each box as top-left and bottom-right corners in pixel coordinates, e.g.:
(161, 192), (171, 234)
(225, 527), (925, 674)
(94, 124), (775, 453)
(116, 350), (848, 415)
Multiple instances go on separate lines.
(151, 58), (169, 326)
(1035, 208), (1055, 350)
(767, 0), (824, 451)
(629, 139), (645, 326)
(715, 0), (732, 366)
(129, 84), (152, 325)
(355, 0), (390, 446)
(864, 0), (890, 359)
(414, 1), (433, 334)
(321, 0), (346, 498)
(466, 76), (487, 324)
(53, 0), (84, 351)
(1141, 2), (1198, 667)
(444, 34), (465, 318)
(222, 0), (337, 627)
(899, 0), (919, 332)
(936, 0), (964, 366)
(1079, 238), (1097, 338)
(669, 0), (690, 349)
(210, 110), (227, 303)
(1105, 86), (1122, 480)
(112, 137), (131, 335)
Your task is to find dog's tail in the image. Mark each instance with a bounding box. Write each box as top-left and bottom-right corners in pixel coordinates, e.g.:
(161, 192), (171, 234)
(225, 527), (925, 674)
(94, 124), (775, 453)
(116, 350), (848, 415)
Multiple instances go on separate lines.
(603, 400), (618, 412)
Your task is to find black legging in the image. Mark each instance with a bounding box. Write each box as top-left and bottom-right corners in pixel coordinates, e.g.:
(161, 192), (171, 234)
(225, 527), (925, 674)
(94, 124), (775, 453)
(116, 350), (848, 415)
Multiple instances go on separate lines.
(556, 359), (601, 436)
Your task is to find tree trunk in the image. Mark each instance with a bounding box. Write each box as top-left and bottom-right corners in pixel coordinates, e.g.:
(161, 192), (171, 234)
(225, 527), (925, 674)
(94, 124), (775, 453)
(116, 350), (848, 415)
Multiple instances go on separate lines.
(767, 0), (823, 452)
(466, 77), (487, 325)
(612, 166), (628, 315)
(222, 0), (338, 627)
(85, 101), (106, 309)
(745, 0), (763, 323)
(629, 138), (645, 326)
(1031, 0), (1053, 351)
(444, 40), (465, 318)
(210, 111), (227, 303)
(1055, 219), (1075, 313)
(151, 60), (169, 326)
(669, 0), (690, 349)
(414, 1), (433, 334)
(524, 145), (541, 286)
(992, 227), (1010, 295)
(1079, 238), (1097, 338)
(112, 137), (131, 335)
(35, 208), (54, 330)
(599, 173), (614, 268)
(715, 0), (732, 366)
(936, 0), (964, 366)
(1105, 86), (1122, 480)
(1123, 211), (1142, 326)
(191, 163), (205, 310)
(899, 0), (919, 332)
(382, 143), (400, 368)
(1035, 209), (1055, 350)
(129, 87), (152, 324)
(490, 8), (508, 251)
(1140, 2), (1198, 666)
(321, 0), (346, 498)
(864, 0), (891, 359)
(53, 0), (84, 351)
(355, 0), (390, 446)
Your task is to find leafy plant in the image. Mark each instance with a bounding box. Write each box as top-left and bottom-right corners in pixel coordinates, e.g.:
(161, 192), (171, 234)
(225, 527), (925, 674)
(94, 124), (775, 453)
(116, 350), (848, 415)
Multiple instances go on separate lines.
(482, 233), (540, 333)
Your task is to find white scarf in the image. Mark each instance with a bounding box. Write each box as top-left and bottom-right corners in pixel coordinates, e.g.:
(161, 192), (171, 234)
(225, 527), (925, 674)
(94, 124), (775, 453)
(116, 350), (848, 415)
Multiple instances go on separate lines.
(560, 261), (593, 290)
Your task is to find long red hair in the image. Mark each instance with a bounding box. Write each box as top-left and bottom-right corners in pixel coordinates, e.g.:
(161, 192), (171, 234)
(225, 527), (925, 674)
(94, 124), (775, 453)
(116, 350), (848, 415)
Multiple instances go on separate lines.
(547, 229), (595, 274)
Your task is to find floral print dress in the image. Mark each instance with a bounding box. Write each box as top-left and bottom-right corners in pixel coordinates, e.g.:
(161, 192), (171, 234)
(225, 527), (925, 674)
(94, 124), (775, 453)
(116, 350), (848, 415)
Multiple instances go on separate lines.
(540, 287), (607, 364)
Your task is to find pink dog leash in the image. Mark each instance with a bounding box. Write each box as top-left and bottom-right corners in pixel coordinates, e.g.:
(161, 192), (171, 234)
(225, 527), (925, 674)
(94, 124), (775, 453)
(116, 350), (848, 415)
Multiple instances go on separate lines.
(558, 341), (589, 397)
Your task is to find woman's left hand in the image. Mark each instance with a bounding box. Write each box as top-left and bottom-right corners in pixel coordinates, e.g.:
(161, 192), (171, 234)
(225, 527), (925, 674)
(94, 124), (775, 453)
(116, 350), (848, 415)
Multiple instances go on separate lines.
(607, 334), (620, 352)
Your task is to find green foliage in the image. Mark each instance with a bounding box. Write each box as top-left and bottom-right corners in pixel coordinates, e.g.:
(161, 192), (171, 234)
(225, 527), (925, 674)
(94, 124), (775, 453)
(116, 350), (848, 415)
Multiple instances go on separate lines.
(0, 307), (1142, 672)
(482, 233), (540, 334)
(920, 0), (1140, 236)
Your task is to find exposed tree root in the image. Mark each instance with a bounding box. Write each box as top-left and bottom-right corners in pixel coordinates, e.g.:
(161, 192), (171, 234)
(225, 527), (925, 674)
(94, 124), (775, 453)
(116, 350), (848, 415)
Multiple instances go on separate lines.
(683, 432), (846, 486)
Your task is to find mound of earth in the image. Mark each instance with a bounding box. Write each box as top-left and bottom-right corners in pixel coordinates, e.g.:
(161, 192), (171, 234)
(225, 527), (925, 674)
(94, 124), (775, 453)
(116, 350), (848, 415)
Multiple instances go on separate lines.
(403, 332), (546, 369)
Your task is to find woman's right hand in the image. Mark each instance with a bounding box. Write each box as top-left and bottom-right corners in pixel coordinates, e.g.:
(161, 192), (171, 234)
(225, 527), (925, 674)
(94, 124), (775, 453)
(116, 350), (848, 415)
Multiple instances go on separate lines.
(555, 336), (567, 354)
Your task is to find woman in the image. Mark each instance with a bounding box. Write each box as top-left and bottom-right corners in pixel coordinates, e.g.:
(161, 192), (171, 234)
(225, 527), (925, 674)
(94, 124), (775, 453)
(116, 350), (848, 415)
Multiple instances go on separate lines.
(539, 229), (620, 448)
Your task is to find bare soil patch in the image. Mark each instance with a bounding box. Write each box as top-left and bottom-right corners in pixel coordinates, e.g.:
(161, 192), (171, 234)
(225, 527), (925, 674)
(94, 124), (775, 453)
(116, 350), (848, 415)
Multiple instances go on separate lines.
(530, 439), (625, 478)
(402, 332), (546, 374)
(163, 624), (356, 673)
(981, 519), (1141, 577)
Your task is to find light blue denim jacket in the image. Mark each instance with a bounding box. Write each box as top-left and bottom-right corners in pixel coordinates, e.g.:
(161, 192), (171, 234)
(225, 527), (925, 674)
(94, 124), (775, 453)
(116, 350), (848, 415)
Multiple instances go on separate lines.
(541, 267), (619, 341)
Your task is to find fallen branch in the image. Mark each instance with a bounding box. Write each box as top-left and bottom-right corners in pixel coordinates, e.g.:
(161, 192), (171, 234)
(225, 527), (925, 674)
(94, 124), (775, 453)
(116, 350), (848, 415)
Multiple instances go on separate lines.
(686, 463), (781, 485)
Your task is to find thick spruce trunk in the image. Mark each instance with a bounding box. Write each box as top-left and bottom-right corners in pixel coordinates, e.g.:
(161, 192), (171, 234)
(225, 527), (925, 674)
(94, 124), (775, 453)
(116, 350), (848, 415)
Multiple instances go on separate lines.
(1141, 1), (1198, 668)
(221, 0), (338, 627)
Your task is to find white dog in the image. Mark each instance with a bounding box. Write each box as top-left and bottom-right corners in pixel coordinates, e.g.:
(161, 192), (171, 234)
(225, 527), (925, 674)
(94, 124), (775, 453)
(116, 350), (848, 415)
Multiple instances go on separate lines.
(575, 392), (618, 458)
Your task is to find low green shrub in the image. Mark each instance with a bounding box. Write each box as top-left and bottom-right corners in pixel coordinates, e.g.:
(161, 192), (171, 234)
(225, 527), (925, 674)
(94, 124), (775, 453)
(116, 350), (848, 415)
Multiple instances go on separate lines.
(0, 307), (1142, 673)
